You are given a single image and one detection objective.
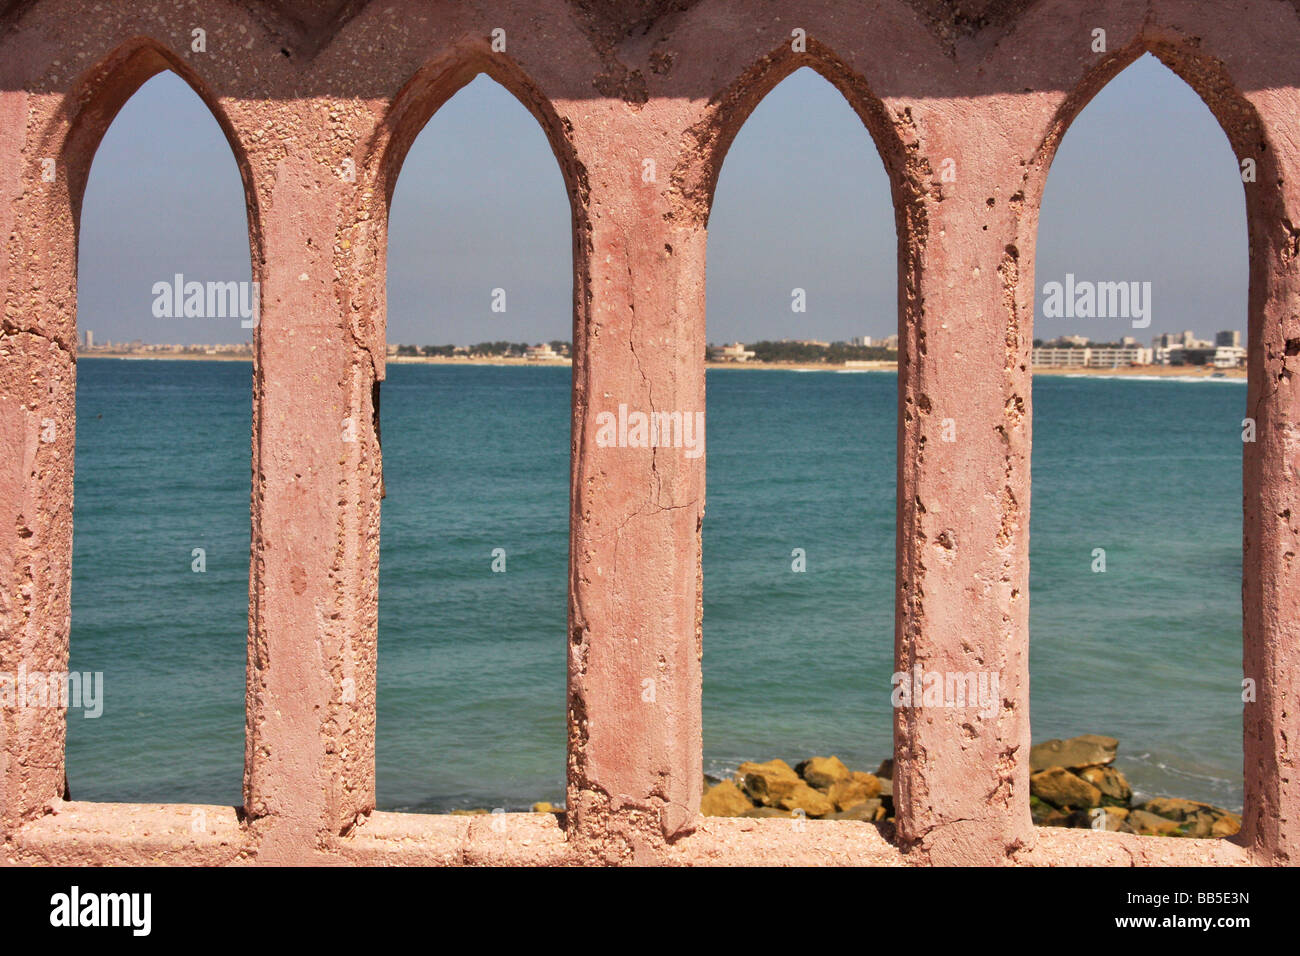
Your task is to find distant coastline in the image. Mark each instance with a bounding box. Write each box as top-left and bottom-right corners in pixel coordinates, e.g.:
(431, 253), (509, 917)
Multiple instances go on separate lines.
(78, 352), (1247, 379)
(81, 351), (252, 362)
(707, 361), (1245, 378)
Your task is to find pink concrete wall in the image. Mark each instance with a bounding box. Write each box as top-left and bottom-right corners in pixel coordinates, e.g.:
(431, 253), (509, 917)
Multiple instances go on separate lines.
(0, 0), (1294, 865)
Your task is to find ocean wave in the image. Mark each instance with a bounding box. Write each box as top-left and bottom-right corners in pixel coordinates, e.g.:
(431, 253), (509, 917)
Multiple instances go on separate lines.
(1118, 752), (1243, 811)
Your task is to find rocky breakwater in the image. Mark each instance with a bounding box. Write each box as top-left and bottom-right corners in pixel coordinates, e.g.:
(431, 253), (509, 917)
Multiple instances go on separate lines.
(699, 735), (1242, 839)
(701, 755), (892, 821)
(1029, 734), (1241, 838)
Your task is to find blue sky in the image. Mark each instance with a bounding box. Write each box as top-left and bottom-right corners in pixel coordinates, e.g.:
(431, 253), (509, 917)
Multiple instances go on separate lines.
(76, 53), (1246, 347)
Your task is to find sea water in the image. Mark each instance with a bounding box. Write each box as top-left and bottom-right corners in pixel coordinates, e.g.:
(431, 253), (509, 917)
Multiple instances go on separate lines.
(66, 360), (1245, 811)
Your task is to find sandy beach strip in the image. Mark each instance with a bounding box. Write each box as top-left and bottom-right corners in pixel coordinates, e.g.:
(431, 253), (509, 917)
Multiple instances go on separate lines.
(80, 352), (1247, 380)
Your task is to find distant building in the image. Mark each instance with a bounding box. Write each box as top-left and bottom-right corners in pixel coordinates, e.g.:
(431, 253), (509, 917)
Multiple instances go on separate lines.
(1047, 334), (1090, 347)
(718, 342), (755, 362)
(1152, 330), (1217, 364)
(1212, 346), (1246, 367)
(1032, 345), (1152, 367)
(1086, 345), (1153, 367)
(84, 329), (93, 349)
(1163, 345), (1244, 367)
(1031, 347), (1089, 368)
(850, 335), (874, 347)
(525, 343), (559, 360)
(1153, 330), (1199, 349)
(1150, 328), (1245, 367)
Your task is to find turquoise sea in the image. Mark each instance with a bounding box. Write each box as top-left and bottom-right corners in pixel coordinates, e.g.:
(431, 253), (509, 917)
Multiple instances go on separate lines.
(66, 359), (1247, 812)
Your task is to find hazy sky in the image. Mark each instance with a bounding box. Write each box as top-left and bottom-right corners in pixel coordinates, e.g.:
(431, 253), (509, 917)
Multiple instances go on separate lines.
(77, 53), (1246, 347)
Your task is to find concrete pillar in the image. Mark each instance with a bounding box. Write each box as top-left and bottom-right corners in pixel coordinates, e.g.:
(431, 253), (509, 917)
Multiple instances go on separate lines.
(892, 96), (1039, 864)
(563, 103), (706, 860)
(0, 86), (75, 830)
(1239, 87), (1300, 866)
(242, 102), (382, 860)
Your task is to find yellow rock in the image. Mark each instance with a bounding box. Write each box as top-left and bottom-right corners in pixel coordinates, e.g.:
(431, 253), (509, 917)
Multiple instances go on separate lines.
(1125, 809), (1181, 836)
(701, 780), (754, 817)
(1092, 806), (1128, 831)
(1079, 765), (1132, 803)
(1141, 796), (1213, 821)
(827, 776), (881, 811)
(1030, 767), (1102, 809)
(1211, 813), (1242, 838)
(777, 782), (836, 818)
(796, 755), (852, 790)
(738, 759), (802, 806)
(826, 799), (882, 821)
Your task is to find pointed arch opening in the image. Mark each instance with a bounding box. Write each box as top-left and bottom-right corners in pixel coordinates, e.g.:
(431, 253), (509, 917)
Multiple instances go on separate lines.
(378, 72), (573, 814)
(68, 68), (255, 805)
(1029, 52), (1248, 835)
(701, 65), (900, 822)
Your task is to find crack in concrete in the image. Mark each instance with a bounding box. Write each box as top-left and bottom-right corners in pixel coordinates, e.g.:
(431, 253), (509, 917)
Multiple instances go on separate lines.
(0, 322), (74, 360)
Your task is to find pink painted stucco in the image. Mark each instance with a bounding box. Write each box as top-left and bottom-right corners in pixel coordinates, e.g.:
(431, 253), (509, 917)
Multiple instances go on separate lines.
(0, 0), (1295, 866)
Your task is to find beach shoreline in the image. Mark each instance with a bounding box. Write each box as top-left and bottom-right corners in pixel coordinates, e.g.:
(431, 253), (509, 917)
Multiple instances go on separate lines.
(79, 352), (1247, 379)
